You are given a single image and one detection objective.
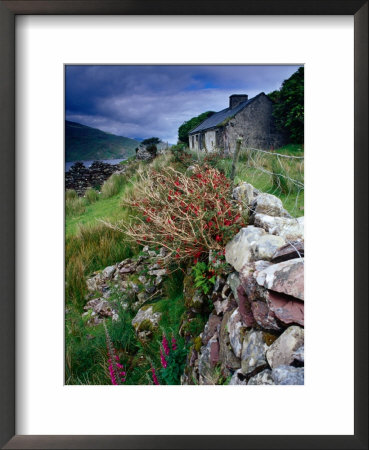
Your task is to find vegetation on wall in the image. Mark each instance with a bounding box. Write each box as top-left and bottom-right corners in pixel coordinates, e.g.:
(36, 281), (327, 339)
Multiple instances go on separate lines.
(119, 165), (244, 265)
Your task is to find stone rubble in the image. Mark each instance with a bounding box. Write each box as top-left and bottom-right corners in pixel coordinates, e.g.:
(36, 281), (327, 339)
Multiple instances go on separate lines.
(65, 160), (127, 195)
(82, 246), (168, 329)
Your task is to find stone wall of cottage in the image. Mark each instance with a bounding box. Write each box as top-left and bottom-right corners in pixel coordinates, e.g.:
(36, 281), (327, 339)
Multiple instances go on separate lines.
(223, 94), (287, 153)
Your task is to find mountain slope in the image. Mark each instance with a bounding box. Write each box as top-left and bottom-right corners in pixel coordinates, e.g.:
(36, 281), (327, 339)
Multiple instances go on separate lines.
(66, 121), (139, 162)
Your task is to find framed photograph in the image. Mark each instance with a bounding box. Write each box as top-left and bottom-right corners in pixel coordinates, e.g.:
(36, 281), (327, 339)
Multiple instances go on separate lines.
(1, 1), (367, 449)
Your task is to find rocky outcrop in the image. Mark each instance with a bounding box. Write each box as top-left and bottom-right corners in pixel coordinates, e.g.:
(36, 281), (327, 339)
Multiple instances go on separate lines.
(82, 246), (168, 326)
(136, 144), (156, 161)
(82, 298), (119, 326)
(65, 161), (126, 195)
(131, 305), (162, 341)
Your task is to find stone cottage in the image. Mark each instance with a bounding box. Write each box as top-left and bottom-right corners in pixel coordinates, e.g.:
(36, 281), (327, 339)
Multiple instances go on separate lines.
(188, 93), (286, 153)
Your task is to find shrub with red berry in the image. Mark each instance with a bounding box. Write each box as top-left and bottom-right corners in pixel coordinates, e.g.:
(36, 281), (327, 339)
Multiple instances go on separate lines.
(120, 164), (245, 264)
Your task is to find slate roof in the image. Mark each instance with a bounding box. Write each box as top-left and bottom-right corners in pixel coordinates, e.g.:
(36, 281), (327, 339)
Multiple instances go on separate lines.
(189, 92), (265, 135)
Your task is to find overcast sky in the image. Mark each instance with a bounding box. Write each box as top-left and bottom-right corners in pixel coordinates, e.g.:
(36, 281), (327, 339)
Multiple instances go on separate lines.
(65, 65), (302, 144)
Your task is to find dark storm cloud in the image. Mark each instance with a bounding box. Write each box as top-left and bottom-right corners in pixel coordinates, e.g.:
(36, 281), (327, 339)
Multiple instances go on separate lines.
(65, 65), (302, 143)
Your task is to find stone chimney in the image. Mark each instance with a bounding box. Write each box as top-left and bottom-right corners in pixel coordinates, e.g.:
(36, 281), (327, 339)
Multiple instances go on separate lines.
(229, 94), (248, 109)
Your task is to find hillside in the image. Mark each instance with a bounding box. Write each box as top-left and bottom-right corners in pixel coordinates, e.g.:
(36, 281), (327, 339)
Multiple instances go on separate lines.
(65, 120), (139, 162)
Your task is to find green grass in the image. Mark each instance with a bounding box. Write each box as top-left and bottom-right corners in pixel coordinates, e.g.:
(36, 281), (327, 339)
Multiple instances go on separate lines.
(275, 143), (304, 155)
(66, 291), (189, 385)
(210, 144), (304, 217)
(66, 223), (136, 307)
(66, 194), (126, 236)
(65, 173), (138, 236)
(65, 172), (140, 307)
(66, 195), (86, 217)
(85, 187), (99, 204)
(101, 173), (127, 199)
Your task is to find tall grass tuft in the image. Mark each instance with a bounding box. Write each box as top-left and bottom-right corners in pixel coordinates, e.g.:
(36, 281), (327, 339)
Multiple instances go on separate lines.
(101, 174), (126, 199)
(65, 222), (137, 308)
(66, 189), (78, 200)
(271, 158), (290, 195)
(66, 196), (86, 217)
(85, 187), (99, 204)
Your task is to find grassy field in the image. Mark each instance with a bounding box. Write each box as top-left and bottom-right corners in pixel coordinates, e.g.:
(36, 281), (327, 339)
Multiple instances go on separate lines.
(192, 144), (304, 217)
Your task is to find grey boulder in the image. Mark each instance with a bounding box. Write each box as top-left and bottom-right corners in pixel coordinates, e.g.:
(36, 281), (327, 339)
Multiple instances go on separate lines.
(272, 365), (304, 385)
(241, 330), (268, 375)
(248, 369), (275, 385)
(251, 193), (291, 218)
(254, 214), (304, 241)
(266, 326), (304, 369)
(225, 226), (265, 271)
(232, 182), (259, 206)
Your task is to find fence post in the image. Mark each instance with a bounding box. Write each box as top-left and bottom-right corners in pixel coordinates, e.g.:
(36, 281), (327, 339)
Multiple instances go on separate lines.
(230, 138), (242, 182)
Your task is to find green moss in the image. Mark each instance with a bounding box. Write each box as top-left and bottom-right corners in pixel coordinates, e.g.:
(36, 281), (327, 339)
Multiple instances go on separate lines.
(263, 331), (278, 346)
(183, 274), (196, 300)
(194, 336), (202, 352)
(136, 319), (154, 332)
(218, 116), (235, 127)
(180, 313), (207, 339)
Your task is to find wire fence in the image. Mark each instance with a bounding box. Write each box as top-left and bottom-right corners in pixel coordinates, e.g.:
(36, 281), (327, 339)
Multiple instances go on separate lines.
(234, 147), (304, 218)
(183, 145), (304, 218)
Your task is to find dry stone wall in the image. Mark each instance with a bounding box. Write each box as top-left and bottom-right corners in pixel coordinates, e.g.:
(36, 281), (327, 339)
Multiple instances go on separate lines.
(65, 161), (126, 195)
(181, 182), (304, 385)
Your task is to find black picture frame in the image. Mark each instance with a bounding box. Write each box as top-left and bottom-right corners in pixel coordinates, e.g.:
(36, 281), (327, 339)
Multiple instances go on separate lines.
(0, 1), (367, 449)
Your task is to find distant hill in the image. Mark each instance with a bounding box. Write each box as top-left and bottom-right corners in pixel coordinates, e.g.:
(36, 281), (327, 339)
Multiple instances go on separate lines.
(65, 121), (139, 162)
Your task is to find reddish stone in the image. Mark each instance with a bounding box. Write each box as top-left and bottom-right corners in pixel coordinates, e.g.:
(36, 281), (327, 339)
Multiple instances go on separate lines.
(210, 340), (220, 367)
(251, 300), (281, 331)
(237, 285), (257, 327)
(256, 258), (304, 301)
(202, 314), (222, 345)
(267, 291), (304, 326)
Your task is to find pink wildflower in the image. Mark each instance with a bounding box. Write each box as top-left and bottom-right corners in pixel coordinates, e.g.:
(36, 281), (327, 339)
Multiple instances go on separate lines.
(151, 366), (159, 385)
(171, 336), (177, 351)
(160, 348), (167, 368)
(104, 321), (126, 385)
(162, 334), (170, 356)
